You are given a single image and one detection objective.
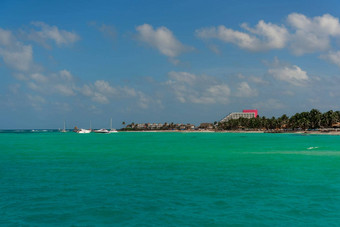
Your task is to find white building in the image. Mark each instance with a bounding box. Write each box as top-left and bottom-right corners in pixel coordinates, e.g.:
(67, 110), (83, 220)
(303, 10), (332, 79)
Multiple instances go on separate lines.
(220, 110), (257, 123)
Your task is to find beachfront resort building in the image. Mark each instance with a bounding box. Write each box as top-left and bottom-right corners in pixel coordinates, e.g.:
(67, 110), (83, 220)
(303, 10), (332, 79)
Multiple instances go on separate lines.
(220, 109), (258, 123)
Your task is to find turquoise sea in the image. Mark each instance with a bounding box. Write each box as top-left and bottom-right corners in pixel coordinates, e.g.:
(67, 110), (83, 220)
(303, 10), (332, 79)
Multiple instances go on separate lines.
(1, 131), (340, 226)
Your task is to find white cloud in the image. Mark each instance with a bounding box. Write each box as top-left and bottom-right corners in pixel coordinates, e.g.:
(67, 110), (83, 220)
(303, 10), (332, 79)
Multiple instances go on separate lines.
(268, 58), (309, 86)
(0, 28), (33, 72)
(58, 69), (74, 81)
(235, 82), (258, 97)
(196, 20), (288, 51)
(249, 76), (269, 85)
(121, 86), (137, 97)
(167, 71), (197, 85)
(54, 84), (75, 96)
(27, 21), (79, 47)
(78, 79), (154, 108)
(241, 21), (288, 49)
(136, 24), (193, 58)
(31, 73), (48, 83)
(136, 91), (153, 109)
(287, 13), (340, 55)
(80, 84), (93, 97)
(26, 70), (76, 96)
(94, 80), (118, 95)
(320, 51), (340, 67)
(0, 44), (33, 71)
(92, 92), (109, 104)
(0, 28), (12, 46)
(196, 13), (340, 55)
(166, 71), (231, 104)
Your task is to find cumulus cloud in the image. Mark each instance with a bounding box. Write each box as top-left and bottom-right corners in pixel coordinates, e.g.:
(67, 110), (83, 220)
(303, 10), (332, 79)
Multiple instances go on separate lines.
(58, 69), (74, 81)
(79, 80), (153, 108)
(0, 28), (12, 46)
(165, 71), (231, 104)
(320, 51), (340, 67)
(249, 76), (269, 85)
(54, 84), (76, 96)
(136, 24), (193, 58)
(267, 58), (309, 86)
(94, 80), (118, 95)
(235, 82), (258, 97)
(25, 21), (79, 47)
(92, 92), (109, 104)
(31, 73), (48, 83)
(0, 28), (33, 72)
(26, 70), (76, 96)
(195, 20), (288, 51)
(287, 13), (340, 55)
(196, 13), (340, 55)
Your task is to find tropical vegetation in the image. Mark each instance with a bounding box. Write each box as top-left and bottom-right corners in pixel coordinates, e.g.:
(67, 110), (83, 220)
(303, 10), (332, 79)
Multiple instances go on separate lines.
(217, 109), (340, 131)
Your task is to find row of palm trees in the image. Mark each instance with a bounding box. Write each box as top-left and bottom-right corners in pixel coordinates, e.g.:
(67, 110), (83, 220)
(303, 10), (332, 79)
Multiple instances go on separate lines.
(217, 109), (340, 131)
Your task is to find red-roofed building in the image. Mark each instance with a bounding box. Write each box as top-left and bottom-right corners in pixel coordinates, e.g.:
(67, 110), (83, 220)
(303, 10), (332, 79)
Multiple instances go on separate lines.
(242, 109), (258, 118)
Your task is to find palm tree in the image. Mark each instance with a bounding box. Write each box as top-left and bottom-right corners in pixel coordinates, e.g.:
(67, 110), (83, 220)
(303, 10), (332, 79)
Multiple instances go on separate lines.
(322, 110), (338, 128)
(309, 109), (321, 129)
(278, 114), (289, 129)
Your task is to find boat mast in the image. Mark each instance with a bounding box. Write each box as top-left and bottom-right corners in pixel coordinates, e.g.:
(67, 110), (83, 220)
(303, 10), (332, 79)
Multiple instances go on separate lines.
(110, 118), (112, 130)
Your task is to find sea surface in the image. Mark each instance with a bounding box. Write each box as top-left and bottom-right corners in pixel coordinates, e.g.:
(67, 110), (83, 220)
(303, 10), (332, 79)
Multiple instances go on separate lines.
(1, 131), (340, 226)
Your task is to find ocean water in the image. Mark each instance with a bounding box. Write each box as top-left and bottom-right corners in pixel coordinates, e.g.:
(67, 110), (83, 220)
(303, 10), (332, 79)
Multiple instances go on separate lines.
(1, 132), (340, 226)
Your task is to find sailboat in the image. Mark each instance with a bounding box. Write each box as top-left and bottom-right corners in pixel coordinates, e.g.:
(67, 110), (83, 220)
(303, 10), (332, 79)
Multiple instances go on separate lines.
(61, 120), (67, 133)
(108, 118), (118, 133)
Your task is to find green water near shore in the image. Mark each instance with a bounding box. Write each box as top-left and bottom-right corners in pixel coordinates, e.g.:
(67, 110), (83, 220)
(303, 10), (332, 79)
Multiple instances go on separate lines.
(1, 132), (340, 226)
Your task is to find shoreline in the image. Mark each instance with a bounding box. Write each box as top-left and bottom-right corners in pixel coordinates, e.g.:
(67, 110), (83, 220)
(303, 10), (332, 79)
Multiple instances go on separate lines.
(120, 130), (340, 135)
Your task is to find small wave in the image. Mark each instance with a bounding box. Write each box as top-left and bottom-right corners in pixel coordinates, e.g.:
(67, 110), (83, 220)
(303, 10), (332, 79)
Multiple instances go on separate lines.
(307, 147), (319, 150)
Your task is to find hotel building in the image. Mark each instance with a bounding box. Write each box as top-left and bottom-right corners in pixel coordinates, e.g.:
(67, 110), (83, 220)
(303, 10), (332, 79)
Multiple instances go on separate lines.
(220, 109), (258, 123)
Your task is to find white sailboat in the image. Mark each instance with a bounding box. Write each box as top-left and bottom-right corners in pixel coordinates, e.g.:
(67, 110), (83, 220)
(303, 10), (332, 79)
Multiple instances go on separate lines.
(108, 118), (118, 133)
(61, 120), (67, 133)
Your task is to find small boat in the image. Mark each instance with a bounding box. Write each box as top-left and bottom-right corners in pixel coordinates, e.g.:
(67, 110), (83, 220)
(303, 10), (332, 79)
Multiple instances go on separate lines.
(108, 118), (118, 133)
(61, 120), (67, 133)
(76, 120), (92, 134)
(94, 128), (109, 133)
(108, 129), (118, 133)
(77, 129), (91, 134)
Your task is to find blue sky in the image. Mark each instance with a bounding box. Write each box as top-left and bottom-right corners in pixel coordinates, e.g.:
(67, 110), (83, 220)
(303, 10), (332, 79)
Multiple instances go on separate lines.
(1, 0), (340, 129)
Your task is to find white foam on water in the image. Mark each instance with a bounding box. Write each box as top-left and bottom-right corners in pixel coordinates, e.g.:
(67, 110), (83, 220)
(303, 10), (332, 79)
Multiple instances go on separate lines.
(250, 150), (340, 156)
(307, 147), (319, 150)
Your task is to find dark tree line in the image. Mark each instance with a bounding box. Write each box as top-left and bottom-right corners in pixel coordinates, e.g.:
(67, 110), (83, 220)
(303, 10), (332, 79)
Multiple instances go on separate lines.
(217, 109), (340, 131)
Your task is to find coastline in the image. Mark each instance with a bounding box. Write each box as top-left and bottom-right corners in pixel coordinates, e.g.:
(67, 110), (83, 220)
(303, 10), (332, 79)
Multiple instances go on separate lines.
(121, 129), (340, 135)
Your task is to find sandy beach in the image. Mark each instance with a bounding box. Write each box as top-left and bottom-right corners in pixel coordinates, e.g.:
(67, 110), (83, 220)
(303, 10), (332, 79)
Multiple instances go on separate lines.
(122, 130), (340, 135)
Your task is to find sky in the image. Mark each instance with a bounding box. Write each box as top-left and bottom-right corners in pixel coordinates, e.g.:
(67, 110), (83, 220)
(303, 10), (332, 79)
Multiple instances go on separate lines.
(1, 0), (340, 129)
